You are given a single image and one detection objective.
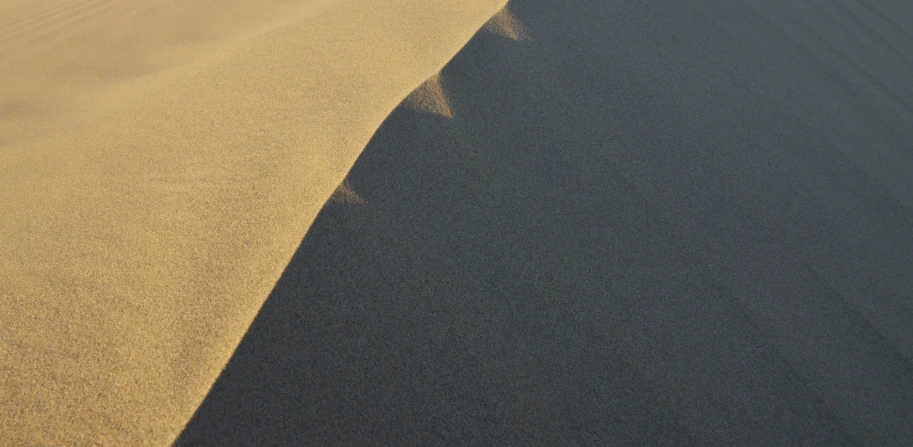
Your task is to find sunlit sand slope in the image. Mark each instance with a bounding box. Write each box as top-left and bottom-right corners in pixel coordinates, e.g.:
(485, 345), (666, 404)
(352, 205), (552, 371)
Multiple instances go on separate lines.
(0, 0), (505, 444)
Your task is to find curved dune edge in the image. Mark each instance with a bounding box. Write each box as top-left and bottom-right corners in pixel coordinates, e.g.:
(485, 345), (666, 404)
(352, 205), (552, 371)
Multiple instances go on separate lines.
(0, 1), (506, 444)
(177, 0), (913, 443)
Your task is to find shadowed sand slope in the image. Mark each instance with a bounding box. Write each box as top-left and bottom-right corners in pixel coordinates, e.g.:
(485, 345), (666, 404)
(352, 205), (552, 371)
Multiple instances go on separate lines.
(0, 0), (506, 444)
(177, 0), (913, 445)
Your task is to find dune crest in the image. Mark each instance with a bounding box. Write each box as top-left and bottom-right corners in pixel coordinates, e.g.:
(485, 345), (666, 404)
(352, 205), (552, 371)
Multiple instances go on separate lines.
(176, 0), (913, 444)
(0, 0), (506, 444)
(7, 0), (913, 444)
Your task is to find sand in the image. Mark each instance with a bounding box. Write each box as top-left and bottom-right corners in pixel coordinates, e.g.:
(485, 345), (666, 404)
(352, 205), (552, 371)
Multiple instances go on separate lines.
(1, 0), (505, 444)
(3, 0), (913, 445)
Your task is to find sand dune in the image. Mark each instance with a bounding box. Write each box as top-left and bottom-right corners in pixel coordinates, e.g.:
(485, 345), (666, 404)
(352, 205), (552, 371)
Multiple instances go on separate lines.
(1, 0), (505, 444)
(178, 0), (913, 445)
(3, 0), (913, 445)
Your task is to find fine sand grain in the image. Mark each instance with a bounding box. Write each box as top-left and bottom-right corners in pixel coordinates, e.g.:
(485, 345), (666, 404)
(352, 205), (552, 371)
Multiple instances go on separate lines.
(4, 0), (913, 445)
(179, 0), (913, 445)
(1, 0), (505, 444)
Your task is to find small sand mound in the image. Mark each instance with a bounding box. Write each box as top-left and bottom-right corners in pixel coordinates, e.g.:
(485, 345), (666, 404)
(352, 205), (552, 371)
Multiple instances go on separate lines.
(330, 179), (365, 205)
(402, 73), (455, 118)
(483, 5), (532, 41)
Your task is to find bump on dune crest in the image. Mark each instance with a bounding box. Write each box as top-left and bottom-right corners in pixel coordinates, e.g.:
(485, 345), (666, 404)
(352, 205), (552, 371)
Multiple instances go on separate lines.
(401, 5), (530, 119)
(482, 5), (532, 41)
(329, 179), (365, 205)
(402, 73), (455, 119)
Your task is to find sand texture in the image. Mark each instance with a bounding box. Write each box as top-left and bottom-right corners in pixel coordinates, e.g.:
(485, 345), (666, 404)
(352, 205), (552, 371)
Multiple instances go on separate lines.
(4, 0), (913, 445)
(1, 0), (505, 444)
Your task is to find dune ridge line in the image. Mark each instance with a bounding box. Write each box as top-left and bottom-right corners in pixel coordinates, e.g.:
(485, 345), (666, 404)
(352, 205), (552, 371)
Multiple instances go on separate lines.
(0, 0), (507, 444)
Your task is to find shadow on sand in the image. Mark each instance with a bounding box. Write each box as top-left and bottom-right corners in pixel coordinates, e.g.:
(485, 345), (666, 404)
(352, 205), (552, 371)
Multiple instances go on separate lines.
(176, 1), (913, 444)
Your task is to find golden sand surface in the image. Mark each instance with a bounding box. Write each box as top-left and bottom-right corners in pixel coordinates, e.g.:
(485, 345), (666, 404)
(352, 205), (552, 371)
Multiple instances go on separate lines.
(5, 0), (913, 445)
(0, 0), (505, 444)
